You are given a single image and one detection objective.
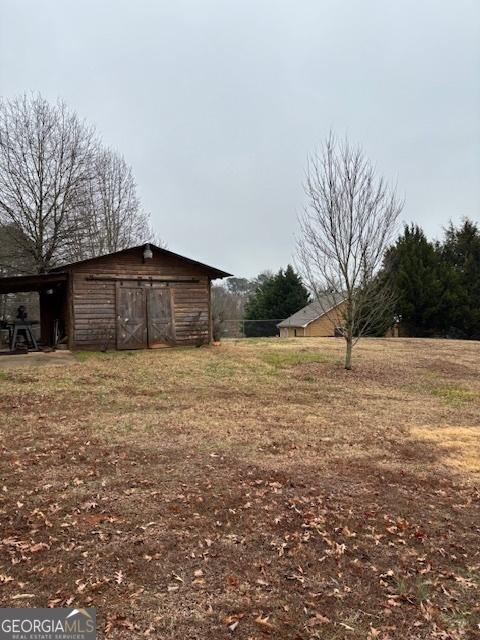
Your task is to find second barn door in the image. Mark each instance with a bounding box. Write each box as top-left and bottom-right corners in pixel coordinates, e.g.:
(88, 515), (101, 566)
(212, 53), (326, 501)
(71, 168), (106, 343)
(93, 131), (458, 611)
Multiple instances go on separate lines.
(116, 286), (148, 350)
(147, 287), (175, 347)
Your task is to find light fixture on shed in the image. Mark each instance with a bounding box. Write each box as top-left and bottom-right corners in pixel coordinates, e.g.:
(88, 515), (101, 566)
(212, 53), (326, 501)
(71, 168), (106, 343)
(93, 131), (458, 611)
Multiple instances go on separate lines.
(143, 243), (153, 262)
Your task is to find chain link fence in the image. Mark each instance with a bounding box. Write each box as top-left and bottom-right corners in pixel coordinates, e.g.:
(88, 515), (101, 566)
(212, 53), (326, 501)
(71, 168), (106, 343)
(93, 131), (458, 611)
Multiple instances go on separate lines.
(219, 318), (285, 338)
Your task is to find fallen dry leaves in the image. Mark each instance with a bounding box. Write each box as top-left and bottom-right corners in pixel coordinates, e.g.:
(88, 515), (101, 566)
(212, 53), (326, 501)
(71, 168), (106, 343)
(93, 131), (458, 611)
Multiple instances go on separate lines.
(0, 337), (479, 638)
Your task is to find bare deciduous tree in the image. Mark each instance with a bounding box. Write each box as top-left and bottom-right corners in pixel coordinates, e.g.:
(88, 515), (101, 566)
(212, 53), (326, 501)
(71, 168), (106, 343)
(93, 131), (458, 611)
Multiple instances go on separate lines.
(297, 134), (402, 369)
(211, 283), (246, 340)
(0, 223), (36, 275)
(0, 95), (96, 272)
(71, 148), (158, 260)
(0, 95), (162, 273)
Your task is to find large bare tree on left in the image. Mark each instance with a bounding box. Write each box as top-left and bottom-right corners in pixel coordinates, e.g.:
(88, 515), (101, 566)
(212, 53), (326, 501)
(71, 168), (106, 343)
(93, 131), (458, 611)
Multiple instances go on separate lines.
(70, 148), (158, 261)
(0, 94), (96, 272)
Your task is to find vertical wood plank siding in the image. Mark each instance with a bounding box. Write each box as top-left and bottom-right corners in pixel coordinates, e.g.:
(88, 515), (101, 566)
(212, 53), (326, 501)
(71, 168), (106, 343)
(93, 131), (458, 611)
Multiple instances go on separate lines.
(69, 248), (211, 349)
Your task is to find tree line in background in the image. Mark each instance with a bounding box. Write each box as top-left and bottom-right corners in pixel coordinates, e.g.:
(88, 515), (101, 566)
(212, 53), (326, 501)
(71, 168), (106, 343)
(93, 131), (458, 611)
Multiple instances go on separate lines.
(382, 218), (480, 340)
(0, 94), (157, 277)
(213, 217), (480, 342)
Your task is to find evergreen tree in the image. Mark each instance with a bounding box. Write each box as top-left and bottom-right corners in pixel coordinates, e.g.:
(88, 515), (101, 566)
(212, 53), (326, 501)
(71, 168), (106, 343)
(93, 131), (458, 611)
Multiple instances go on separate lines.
(383, 225), (449, 336)
(441, 218), (480, 339)
(244, 265), (310, 336)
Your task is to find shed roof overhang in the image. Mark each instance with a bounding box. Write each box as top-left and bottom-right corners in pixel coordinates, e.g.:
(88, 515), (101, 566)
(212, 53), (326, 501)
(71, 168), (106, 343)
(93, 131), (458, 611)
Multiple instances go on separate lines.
(49, 243), (233, 279)
(0, 272), (68, 294)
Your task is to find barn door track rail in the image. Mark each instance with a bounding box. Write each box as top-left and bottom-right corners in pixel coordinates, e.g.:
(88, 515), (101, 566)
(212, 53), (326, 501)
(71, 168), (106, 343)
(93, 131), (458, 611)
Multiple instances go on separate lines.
(85, 275), (200, 283)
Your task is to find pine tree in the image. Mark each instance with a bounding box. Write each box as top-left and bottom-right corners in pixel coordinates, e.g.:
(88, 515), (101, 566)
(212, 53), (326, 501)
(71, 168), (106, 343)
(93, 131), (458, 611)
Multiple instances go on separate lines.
(383, 225), (448, 336)
(441, 218), (480, 339)
(244, 265), (310, 337)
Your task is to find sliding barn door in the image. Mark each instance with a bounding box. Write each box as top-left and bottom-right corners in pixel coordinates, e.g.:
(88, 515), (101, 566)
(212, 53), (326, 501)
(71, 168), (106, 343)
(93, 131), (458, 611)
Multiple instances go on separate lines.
(116, 286), (148, 350)
(147, 288), (175, 347)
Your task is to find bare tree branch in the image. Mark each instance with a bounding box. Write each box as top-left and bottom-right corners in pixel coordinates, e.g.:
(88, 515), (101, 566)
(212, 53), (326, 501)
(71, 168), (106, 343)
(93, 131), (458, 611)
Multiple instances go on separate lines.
(0, 95), (163, 271)
(0, 94), (96, 272)
(70, 148), (161, 260)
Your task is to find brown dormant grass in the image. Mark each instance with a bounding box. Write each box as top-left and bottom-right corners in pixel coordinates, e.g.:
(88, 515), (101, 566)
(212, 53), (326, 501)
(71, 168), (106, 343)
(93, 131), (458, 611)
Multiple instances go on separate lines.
(0, 338), (479, 638)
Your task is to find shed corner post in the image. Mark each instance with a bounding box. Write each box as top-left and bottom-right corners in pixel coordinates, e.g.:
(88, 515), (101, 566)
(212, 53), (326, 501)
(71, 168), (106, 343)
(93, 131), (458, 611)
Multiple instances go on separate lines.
(208, 277), (213, 344)
(66, 272), (75, 351)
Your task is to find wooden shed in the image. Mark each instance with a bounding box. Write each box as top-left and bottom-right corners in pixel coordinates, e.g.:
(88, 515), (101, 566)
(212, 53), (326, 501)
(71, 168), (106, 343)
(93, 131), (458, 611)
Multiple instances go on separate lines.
(0, 244), (231, 350)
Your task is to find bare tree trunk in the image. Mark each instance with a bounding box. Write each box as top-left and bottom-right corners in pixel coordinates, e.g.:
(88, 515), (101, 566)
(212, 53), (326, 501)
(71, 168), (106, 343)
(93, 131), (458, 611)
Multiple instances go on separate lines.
(345, 332), (353, 370)
(344, 299), (354, 369)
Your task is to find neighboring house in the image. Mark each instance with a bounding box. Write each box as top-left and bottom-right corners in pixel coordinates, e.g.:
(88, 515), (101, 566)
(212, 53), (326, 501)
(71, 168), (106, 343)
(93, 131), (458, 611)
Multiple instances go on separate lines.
(278, 292), (346, 337)
(0, 243), (231, 350)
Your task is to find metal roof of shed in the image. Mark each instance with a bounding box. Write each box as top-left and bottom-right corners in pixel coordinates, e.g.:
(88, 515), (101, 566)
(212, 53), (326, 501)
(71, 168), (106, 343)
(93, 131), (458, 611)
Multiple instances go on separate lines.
(49, 243), (232, 279)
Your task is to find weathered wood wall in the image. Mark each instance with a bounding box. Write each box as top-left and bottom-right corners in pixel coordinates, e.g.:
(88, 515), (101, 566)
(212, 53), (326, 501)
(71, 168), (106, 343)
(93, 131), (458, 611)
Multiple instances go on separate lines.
(68, 247), (211, 349)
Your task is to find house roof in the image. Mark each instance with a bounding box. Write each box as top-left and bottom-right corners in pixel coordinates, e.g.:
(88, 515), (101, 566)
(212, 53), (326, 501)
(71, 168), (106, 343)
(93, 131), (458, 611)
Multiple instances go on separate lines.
(277, 292), (345, 328)
(48, 243), (232, 279)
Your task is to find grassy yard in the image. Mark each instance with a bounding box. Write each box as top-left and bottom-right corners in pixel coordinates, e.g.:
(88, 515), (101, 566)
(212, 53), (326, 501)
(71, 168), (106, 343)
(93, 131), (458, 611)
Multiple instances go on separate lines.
(0, 337), (479, 639)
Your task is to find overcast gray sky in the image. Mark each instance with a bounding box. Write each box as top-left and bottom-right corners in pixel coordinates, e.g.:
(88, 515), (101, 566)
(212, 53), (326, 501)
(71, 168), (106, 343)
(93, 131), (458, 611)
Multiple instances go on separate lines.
(1, 0), (479, 277)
